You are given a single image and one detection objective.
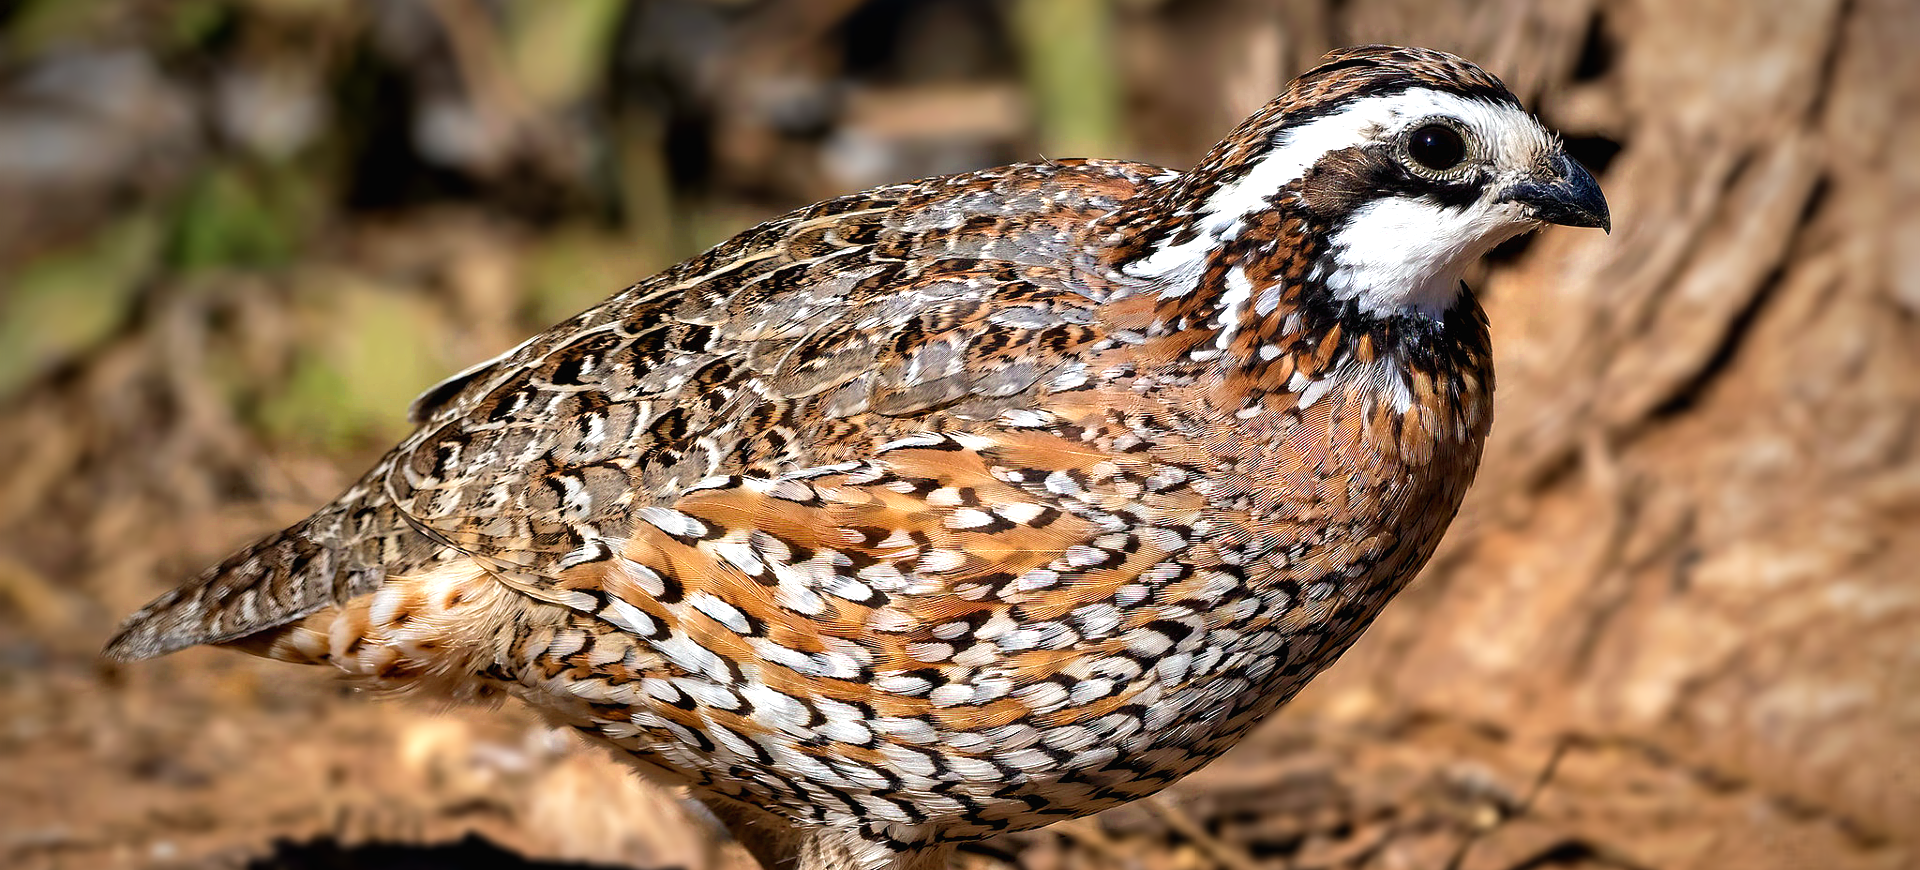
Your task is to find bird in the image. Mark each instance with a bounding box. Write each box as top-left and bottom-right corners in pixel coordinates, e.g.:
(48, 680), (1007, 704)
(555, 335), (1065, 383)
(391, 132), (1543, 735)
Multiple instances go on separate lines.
(107, 45), (1607, 870)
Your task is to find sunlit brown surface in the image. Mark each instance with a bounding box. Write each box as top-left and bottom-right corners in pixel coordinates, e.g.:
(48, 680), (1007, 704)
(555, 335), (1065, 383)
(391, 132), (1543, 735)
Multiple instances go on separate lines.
(1, 2), (1913, 869)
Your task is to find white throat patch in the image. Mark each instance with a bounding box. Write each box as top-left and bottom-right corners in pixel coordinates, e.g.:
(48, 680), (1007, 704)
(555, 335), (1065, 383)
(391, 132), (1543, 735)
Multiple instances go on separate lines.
(1322, 195), (1530, 320)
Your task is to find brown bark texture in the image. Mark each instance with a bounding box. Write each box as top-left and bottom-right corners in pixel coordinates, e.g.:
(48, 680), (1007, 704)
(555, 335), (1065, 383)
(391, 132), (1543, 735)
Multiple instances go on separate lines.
(0, 2), (1913, 869)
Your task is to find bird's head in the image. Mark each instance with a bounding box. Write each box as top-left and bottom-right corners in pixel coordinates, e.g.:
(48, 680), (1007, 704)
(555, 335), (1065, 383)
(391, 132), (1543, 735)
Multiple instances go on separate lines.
(1124, 45), (1609, 324)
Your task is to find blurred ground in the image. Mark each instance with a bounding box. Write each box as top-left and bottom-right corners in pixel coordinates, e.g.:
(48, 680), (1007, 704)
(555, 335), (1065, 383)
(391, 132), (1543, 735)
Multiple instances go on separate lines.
(1, 1), (1916, 869)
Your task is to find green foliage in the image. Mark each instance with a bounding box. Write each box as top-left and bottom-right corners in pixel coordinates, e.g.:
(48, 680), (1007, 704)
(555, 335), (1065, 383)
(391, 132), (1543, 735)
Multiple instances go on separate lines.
(255, 279), (452, 449)
(2, 0), (113, 57)
(166, 164), (318, 268)
(502, 0), (628, 110)
(525, 229), (637, 328)
(1010, 0), (1123, 159)
(0, 215), (159, 397)
(167, 171), (268, 270)
(166, 0), (233, 53)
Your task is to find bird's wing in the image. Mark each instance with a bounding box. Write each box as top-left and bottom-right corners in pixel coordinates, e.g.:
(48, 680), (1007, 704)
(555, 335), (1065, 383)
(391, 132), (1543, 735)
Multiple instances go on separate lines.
(381, 167), (1147, 593)
(103, 160), (1159, 663)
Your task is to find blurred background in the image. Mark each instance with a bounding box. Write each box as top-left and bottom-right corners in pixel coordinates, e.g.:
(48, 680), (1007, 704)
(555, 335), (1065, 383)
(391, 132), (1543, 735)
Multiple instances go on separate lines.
(0, 1), (1914, 869)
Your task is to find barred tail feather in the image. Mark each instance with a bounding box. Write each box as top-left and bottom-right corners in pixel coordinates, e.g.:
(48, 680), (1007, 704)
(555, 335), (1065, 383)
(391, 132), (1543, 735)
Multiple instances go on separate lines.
(103, 494), (435, 661)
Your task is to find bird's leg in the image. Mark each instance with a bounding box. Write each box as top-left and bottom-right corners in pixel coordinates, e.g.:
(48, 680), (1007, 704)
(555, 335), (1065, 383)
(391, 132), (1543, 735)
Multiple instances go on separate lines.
(797, 834), (951, 870)
(703, 797), (806, 870)
(702, 795), (952, 870)
(706, 795), (952, 870)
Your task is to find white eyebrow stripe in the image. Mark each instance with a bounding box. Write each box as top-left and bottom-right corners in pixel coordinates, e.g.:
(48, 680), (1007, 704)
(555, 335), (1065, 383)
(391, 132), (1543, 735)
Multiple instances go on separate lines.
(1124, 89), (1539, 292)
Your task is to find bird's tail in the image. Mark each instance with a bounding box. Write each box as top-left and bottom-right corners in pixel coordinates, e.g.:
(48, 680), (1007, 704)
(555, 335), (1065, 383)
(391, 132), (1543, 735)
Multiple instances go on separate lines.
(102, 485), (438, 662)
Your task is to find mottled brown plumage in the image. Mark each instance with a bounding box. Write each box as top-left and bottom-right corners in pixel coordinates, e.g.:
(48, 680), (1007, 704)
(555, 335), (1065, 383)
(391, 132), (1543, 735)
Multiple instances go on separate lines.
(108, 46), (1607, 870)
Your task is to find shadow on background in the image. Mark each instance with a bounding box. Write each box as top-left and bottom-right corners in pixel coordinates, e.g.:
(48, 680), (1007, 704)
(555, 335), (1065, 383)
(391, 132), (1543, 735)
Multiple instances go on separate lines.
(249, 834), (645, 870)
(0, 3), (1913, 870)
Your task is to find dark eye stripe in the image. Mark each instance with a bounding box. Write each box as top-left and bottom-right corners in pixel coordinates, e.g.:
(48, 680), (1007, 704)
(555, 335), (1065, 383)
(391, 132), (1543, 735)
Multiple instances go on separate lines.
(1298, 144), (1485, 215)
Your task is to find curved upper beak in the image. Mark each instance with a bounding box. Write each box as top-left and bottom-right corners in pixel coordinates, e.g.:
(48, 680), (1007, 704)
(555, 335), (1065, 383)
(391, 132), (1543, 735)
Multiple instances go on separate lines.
(1500, 152), (1610, 233)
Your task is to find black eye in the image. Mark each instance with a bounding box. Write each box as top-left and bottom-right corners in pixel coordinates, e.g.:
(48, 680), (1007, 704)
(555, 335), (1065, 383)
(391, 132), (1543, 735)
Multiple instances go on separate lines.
(1407, 123), (1467, 172)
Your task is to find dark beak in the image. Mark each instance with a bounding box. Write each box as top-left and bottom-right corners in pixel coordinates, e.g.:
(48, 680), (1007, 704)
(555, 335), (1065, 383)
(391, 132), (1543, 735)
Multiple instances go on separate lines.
(1500, 152), (1610, 233)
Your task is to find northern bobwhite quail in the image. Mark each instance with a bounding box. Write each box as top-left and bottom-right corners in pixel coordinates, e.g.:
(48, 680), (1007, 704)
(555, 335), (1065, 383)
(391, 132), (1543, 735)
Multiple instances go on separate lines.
(108, 45), (1608, 870)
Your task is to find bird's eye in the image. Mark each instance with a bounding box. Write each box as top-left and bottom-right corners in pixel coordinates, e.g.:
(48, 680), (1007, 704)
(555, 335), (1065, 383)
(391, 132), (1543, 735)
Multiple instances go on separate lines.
(1405, 123), (1468, 174)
